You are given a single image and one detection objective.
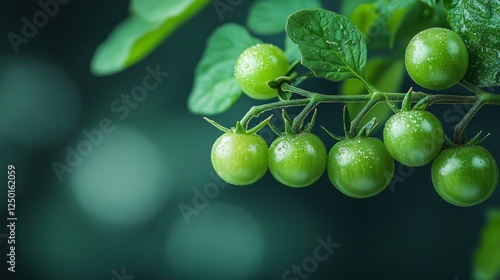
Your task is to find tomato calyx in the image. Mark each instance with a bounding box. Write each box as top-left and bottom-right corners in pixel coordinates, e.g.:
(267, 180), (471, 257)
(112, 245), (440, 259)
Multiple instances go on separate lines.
(267, 61), (303, 102)
(267, 77), (293, 101)
(444, 130), (491, 149)
(385, 87), (427, 114)
(268, 109), (318, 136)
(204, 115), (272, 135)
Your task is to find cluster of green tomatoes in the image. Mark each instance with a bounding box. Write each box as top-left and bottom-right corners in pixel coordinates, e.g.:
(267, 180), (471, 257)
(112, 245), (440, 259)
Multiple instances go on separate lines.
(208, 28), (498, 207)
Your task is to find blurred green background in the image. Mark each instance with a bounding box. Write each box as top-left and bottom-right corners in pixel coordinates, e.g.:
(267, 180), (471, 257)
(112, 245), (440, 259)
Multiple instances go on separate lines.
(0, 1), (499, 279)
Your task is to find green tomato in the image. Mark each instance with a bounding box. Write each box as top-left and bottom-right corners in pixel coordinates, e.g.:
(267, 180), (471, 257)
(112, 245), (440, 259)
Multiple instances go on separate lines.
(383, 110), (444, 167)
(327, 137), (394, 198)
(431, 145), (498, 207)
(405, 27), (469, 90)
(211, 132), (268, 186)
(234, 44), (291, 100)
(268, 133), (327, 188)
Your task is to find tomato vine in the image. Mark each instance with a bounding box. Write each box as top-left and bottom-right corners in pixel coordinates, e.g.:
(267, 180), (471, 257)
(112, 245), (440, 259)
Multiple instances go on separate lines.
(191, 2), (499, 208)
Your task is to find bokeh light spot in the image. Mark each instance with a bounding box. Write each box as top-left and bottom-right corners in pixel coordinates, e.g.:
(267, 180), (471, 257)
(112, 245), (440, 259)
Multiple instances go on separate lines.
(0, 54), (80, 147)
(70, 126), (170, 225)
(166, 203), (264, 280)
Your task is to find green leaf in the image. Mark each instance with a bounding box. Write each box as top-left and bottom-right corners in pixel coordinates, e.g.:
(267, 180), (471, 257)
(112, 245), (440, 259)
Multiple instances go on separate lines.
(188, 24), (261, 115)
(473, 209), (500, 280)
(91, 0), (209, 76)
(444, 0), (500, 87)
(130, 0), (208, 23)
(247, 0), (322, 35)
(286, 9), (368, 82)
(341, 57), (405, 127)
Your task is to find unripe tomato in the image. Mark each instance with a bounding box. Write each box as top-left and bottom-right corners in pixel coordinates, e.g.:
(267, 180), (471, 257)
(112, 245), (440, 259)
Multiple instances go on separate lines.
(268, 133), (327, 188)
(234, 44), (291, 100)
(383, 110), (444, 167)
(211, 132), (268, 186)
(327, 137), (394, 198)
(432, 145), (498, 207)
(405, 28), (468, 90)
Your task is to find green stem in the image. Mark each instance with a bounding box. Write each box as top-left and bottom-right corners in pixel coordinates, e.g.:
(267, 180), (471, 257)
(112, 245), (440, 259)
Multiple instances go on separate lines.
(281, 83), (315, 98)
(291, 96), (321, 132)
(484, 93), (500, 105)
(238, 83), (500, 134)
(460, 80), (491, 96)
(240, 99), (310, 129)
(454, 95), (486, 144)
(414, 94), (477, 108)
(348, 91), (384, 135)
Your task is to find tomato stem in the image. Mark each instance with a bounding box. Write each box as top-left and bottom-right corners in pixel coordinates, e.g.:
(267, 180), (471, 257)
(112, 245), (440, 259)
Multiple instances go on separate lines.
(239, 99), (310, 129)
(237, 83), (500, 136)
(348, 91), (384, 135)
(459, 80), (491, 96)
(454, 96), (486, 144)
(291, 96), (320, 133)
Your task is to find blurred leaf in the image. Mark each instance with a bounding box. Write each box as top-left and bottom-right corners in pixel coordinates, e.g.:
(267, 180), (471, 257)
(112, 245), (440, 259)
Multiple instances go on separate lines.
(341, 0), (375, 16)
(351, 0), (416, 49)
(444, 0), (500, 87)
(247, 0), (322, 35)
(91, 0), (209, 76)
(473, 209), (500, 280)
(420, 0), (438, 7)
(284, 36), (301, 62)
(188, 24), (261, 115)
(350, 3), (379, 40)
(394, 1), (448, 49)
(387, 5), (413, 48)
(341, 57), (405, 127)
(130, 0), (208, 23)
(286, 9), (367, 82)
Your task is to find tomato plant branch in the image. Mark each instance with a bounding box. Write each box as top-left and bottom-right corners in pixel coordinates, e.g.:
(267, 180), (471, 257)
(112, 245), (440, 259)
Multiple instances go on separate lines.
(485, 93), (500, 104)
(413, 93), (477, 108)
(454, 95), (486, 144)
(239, 83), (500, 133)
(240, 99), (310, 129)
(291, 96), (321, 132)
(460, 80), (492, 96)
(348, 91), (384, 135)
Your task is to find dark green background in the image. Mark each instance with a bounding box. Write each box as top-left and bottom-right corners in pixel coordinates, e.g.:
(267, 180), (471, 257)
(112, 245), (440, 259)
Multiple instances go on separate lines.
(0, 1), (498, 279)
